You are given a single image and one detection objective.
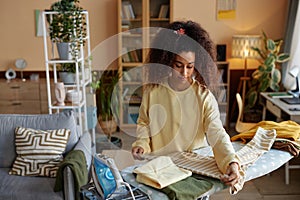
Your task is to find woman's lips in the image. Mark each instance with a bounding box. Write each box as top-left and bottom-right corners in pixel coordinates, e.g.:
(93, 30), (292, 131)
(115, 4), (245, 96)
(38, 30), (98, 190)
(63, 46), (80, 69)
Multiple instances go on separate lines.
(178, 76), (187, 81)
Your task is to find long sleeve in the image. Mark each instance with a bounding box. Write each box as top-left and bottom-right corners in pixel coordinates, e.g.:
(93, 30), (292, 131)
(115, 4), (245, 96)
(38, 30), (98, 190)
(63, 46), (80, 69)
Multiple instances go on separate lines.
(132, 88), (152, 153)
(201, 92), (239, 173)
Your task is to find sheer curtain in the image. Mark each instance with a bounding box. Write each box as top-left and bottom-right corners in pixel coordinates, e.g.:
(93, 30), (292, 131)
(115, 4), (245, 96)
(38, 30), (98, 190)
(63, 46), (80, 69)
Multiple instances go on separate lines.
(283, 0), (300, 90)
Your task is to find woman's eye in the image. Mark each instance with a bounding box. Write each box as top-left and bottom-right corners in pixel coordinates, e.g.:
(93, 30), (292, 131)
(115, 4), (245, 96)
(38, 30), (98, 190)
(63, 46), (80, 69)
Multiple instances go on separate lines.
(187, 65), (194, 69)
(175, 64), (184, 68)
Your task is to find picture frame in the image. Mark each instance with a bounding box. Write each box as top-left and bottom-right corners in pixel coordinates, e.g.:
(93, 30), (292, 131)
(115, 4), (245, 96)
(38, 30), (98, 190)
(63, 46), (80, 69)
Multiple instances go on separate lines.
(35, 9), (44, 37)
(216, 0), (236, 20)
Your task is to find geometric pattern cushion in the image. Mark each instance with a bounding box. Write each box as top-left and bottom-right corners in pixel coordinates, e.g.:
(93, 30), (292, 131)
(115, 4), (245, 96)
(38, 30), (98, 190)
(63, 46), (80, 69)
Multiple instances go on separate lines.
(9, 127), (70, 177)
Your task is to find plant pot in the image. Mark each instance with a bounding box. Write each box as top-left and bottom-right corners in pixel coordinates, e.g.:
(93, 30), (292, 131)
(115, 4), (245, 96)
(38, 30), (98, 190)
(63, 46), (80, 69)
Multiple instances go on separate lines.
(57, 42), (72, 60)
(59, 72), (76, 85)
(243, 109), (262, 123)
(98, 117), (117, 135)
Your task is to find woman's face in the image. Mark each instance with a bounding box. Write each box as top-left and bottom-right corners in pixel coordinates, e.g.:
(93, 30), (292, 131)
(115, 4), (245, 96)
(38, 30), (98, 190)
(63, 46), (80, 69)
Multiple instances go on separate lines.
(171, 51), (195, 85)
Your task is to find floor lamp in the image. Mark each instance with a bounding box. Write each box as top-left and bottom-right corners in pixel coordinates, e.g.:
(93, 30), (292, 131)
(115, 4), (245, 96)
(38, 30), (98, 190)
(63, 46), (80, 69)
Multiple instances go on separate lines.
(231, 35), (262, 120)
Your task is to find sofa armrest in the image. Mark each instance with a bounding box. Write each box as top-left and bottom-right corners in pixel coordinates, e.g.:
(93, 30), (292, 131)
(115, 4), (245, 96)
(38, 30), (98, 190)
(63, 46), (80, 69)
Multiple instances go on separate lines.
(63, 166), (76, 200)
(74, 131), (92, 170)
(63, 132), (92, 200)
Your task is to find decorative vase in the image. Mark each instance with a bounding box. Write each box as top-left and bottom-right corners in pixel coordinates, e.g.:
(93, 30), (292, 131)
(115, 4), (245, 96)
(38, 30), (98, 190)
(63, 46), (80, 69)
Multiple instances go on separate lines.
(54, 82), (66, 106)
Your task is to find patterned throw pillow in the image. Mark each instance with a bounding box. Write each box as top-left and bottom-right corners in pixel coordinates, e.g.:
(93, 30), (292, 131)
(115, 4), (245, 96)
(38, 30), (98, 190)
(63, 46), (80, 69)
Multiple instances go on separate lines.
(9, 127), (70, 177)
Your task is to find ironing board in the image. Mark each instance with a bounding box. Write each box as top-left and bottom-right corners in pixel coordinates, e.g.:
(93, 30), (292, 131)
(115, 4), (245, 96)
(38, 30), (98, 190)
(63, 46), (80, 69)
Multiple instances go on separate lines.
(121, 142), (294, 199)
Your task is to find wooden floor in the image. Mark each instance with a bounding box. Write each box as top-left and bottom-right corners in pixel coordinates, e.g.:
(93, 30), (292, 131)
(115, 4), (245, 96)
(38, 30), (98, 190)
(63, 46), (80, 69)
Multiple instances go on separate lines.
(95, 125), (300, 200)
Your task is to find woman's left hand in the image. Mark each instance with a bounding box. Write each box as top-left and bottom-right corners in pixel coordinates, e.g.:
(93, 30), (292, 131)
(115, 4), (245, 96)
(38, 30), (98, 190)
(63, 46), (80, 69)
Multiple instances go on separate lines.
(220, 162), (240, 186)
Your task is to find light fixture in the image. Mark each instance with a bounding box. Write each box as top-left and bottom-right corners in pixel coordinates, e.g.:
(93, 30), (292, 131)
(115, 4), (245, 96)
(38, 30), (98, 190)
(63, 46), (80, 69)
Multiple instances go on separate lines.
(231, 35), (262, 119)
(232, 35), (262, 74)
(288, 65), (300, 98)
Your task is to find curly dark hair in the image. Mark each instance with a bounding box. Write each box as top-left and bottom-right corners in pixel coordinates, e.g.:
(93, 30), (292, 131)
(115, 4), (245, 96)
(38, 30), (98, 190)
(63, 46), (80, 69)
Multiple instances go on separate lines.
(145, 20), (218, 92)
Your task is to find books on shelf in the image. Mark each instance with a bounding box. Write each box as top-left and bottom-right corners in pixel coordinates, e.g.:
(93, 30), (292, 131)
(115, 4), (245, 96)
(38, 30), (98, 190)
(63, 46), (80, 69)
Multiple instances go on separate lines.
(218, 69), (224, 83)
(121, 47), (141, 63)
(218, 89), (227, 102)
(268, 92), (293, 98)
(158, 4), (169, 18)
(122, 1), (135, 19)
(121, 25), (130, 32)
(121, 47), (130, 62)
(122, 72), (132, 82)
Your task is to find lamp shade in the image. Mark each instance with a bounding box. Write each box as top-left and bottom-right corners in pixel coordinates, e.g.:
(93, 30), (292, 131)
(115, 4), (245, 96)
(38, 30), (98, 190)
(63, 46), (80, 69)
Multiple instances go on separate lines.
(232, 35), (262, 58)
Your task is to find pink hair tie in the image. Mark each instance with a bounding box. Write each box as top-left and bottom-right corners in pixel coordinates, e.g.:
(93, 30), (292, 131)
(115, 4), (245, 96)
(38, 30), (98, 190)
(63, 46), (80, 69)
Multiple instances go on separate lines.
(174, 28), (185, 35)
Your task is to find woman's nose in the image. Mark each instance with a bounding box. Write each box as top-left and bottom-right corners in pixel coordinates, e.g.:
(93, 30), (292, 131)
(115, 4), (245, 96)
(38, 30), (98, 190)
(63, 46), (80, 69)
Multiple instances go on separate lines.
(182, 67), (188, 76)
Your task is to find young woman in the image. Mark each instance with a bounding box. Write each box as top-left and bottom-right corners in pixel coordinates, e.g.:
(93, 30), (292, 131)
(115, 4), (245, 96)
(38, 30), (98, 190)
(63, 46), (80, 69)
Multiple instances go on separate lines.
(131, 21), (240, 187)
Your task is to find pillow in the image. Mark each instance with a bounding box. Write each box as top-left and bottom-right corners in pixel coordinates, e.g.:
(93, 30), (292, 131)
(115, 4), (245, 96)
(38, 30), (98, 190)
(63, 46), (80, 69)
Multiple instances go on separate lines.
(9, 127), (70, 177)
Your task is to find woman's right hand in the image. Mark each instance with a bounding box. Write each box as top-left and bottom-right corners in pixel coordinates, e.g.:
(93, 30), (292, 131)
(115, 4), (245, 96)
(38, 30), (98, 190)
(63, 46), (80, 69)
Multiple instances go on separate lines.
(132, 146), (144, 160)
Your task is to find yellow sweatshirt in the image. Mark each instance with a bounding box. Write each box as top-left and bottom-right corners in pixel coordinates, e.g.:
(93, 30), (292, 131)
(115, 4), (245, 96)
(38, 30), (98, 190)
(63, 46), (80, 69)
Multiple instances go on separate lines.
(132, 78), (239, 173)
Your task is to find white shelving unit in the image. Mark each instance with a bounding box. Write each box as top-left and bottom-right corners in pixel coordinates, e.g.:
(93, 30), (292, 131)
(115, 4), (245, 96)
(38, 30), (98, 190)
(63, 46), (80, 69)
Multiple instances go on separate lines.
(41, 10), (95, 149)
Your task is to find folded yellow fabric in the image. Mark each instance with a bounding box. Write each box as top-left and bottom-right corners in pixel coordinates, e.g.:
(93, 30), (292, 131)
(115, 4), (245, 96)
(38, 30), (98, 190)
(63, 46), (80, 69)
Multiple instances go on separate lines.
(133, 156), (192, 189)
(231, 120), (300, 143)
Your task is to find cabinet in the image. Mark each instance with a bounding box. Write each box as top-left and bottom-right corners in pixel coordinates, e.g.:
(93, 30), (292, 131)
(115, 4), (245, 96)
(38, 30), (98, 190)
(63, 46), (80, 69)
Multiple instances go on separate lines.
(118, 0), (173, 129)
(41, 11), (92, 135)
(215, 61), (230, 129)
(0, 80), (40, 114)
(0, 79), (55, 114)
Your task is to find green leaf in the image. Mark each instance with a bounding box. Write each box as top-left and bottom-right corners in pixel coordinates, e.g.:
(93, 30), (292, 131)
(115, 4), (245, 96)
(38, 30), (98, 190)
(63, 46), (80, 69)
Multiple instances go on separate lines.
(264, 55), (276, 67)
(274, 38), (283, 45)
(258, 65), (265, 72)
(274, 39), (283, 54)
(251, 47), (264, 59)
(252, 69), (261, 79)
(265, 62), (275, 72)
(247, 86), (257, 94)
(277, 53), (290, 63)
(259, 78), (270, 92)
(262, 31), (267, 39)
(271, 68), (281, 83)
(247, 91), (258, 108)
(267, 39), (276, 52)
(270, 82), (280, 91)
(258, 71), (269, 81)
(262, 31), (268, 49)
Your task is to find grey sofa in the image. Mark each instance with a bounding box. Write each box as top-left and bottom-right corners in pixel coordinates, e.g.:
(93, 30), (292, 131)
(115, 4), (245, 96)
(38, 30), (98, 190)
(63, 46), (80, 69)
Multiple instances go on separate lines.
(0, 111), (92, 200)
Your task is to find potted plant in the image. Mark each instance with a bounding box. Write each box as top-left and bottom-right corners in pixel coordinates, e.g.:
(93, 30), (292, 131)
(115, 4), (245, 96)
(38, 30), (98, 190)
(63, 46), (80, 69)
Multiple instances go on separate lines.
(96, 70), (121, 143)
(56, 63), (76, 84)
(244, 31), (290, 119)
(55, 56), (92, 84)
(48, 0), (86, 60)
